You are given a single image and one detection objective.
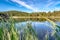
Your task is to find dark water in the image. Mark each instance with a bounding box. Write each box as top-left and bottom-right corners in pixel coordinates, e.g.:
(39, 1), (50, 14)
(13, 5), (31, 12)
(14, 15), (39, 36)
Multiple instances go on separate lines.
(15, 21), (60, 40)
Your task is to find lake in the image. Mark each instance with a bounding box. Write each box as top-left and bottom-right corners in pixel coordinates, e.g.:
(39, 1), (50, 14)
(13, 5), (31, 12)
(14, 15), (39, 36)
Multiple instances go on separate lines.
(15, 21), (60, 40)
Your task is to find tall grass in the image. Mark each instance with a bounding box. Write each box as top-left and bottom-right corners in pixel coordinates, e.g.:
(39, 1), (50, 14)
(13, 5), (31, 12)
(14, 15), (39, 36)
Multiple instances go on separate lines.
(44, 17), (60, 40)
(0, 18), (19, 40)
(0, 17), (38, 40)
(0, 16), (60, 40)
(21, 22), (38, 40)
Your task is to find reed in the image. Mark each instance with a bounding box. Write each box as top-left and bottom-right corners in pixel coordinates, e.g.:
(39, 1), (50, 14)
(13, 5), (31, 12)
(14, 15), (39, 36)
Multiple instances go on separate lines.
(0, 17), (38, 40)
(0, 16), (60, 40)
(0, 18), (19, 40)
(21, 22), (38, 40)
(44, 17), (60, 40)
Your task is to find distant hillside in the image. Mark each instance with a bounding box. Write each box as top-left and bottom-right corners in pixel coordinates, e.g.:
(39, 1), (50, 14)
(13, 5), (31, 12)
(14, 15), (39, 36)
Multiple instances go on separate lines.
(0, 11), (29, 16)
(0, 10), (60, 17)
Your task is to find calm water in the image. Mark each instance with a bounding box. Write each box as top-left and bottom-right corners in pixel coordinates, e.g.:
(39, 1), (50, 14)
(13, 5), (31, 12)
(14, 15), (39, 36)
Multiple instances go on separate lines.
(15, 21), (60, 40)
(0, 21), (60, 40)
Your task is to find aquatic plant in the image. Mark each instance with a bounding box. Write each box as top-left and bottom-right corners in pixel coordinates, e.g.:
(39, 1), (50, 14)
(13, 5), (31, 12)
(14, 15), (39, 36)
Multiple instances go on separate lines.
(0, 17), (19, 40)
(9, 21), (19, 40)
(1, 15), (60, 40)
(44, 17), (60, 40)
(0, 17), (38, 40)
(21, 22), (38, 40)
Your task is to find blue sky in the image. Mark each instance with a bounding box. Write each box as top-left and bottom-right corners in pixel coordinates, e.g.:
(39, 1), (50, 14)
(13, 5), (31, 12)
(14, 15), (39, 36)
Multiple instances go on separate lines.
(0, 0), (60, 12)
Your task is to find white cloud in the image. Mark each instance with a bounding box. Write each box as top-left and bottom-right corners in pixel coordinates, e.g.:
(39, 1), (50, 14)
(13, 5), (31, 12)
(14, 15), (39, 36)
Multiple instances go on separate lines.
(11, 0), (40, 12)
(46, 0), (60, 8)
(46, 1), (55, 7)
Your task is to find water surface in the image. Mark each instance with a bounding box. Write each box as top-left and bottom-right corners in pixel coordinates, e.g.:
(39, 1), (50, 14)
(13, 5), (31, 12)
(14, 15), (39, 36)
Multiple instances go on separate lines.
(15, 21), (60, 40)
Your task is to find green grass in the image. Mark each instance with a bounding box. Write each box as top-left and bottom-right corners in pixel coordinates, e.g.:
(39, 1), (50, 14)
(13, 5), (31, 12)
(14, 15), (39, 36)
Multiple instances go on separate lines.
(21, 22), (38, 40)
(0, 17), (60, 40)
(0, 19), (19, 40)
(0, 18), (38, 40)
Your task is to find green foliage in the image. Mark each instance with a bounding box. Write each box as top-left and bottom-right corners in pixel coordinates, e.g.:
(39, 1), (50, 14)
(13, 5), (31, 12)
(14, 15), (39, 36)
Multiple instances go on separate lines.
(21, 22), (38, 40)
(0, 19), (19, 40)
(45, 18), (60, 40)
(0, 18), (38, 40)
(54, 25), (60, 40)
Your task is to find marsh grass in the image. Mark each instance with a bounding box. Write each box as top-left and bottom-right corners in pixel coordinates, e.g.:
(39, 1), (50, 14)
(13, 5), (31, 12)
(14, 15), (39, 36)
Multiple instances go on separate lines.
(21, 22), (38, 40)
(44, 17), (60, 40)
(0, 16), (60, 40)
(0, 17), (19, 40)
(0, 16), (38, 40)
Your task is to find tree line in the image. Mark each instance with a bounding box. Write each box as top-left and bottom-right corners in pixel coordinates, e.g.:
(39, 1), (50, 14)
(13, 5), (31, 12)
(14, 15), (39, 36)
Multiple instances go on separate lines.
(0, 10), (60, 17)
